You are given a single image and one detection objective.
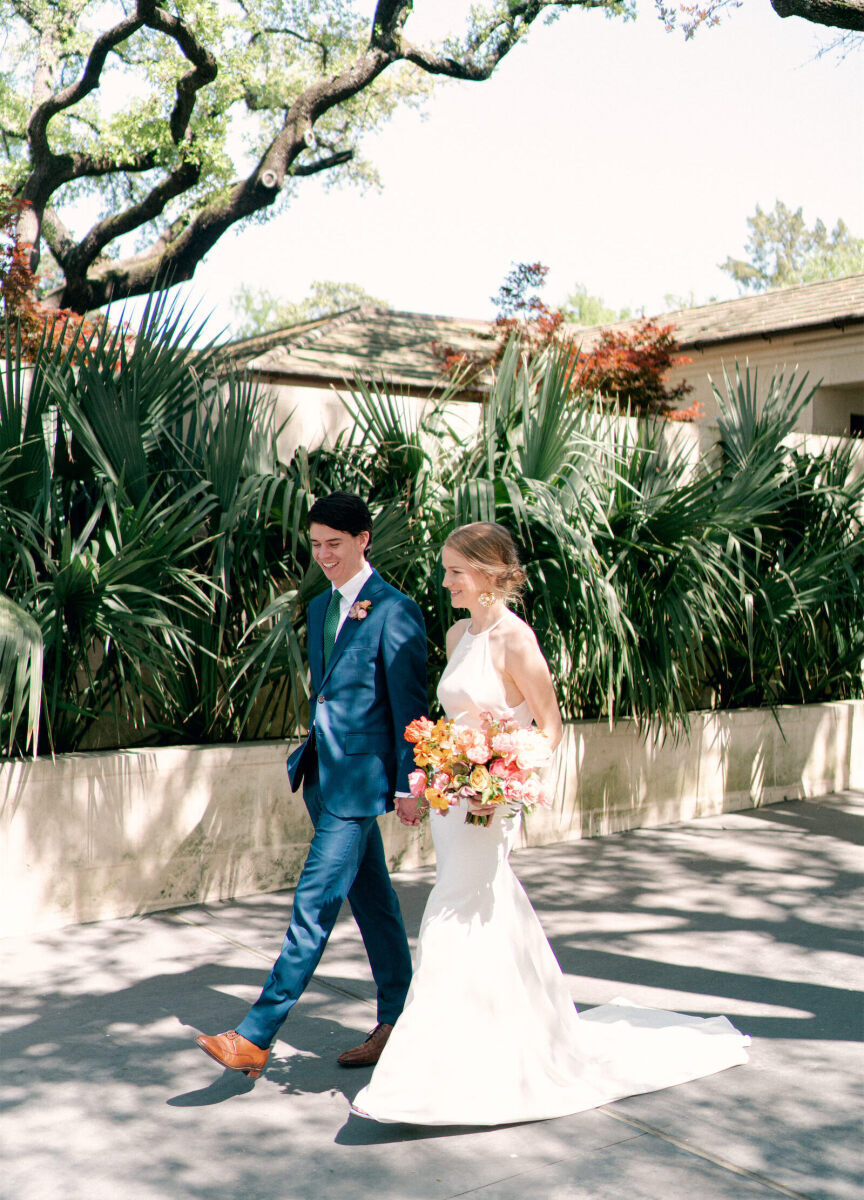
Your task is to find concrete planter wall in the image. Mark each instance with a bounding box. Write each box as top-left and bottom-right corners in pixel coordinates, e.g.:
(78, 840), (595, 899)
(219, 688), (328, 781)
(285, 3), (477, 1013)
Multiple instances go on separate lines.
(2, 700), (861, 939)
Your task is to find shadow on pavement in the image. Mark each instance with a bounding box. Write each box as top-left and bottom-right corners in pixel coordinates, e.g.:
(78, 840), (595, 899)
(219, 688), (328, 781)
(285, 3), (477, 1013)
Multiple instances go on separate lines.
(1, 795), (861, 1200)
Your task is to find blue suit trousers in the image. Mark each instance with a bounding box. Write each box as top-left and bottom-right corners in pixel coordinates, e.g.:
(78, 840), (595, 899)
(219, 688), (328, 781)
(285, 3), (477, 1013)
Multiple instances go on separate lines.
(236, 779), (413, 1049)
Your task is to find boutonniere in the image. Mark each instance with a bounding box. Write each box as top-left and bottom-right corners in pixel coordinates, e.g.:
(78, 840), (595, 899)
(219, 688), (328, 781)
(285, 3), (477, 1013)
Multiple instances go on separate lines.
(348, 599), (372, 621)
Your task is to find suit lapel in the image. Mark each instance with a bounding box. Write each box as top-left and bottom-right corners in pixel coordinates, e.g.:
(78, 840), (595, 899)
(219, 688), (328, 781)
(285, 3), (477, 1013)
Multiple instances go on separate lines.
(308, 590), (328, 688)
(320, 570), (386, 685)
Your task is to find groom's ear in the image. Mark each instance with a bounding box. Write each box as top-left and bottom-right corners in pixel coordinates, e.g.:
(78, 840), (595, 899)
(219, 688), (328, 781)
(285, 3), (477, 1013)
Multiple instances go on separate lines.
(358, 530), (371, 557)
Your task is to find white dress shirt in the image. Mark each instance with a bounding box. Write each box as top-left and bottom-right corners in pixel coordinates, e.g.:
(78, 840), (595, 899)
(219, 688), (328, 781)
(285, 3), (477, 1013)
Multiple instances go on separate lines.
(330, 560), (373, 637)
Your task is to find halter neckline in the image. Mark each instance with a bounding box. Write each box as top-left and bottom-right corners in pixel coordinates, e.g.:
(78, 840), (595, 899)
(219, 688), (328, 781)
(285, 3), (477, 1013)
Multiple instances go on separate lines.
(465, 615), (507, 637)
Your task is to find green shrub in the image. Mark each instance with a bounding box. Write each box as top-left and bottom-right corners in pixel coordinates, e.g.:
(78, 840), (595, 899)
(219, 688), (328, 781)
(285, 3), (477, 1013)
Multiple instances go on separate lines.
(2, 312), (862, 759)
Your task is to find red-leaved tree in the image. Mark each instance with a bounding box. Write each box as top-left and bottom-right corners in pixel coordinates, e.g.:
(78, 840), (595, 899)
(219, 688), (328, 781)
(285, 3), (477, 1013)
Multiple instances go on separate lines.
(570, 318), (695, 417)
(1, 187), (105, 361)
(433, 261), (699, 419)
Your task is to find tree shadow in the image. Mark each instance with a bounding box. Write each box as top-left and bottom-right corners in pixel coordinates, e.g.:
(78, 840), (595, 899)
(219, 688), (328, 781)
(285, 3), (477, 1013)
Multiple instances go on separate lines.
(1, 794), (861, 1200)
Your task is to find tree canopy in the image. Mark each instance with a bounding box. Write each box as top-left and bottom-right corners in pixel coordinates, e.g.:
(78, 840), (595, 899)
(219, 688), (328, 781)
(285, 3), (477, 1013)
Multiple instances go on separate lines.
(720, 200), (864, 293)
(560, 282), (633, 325)
(3, 0), (860, 314)
(3, 0), (634, 314)
(231, 279), (389, 338)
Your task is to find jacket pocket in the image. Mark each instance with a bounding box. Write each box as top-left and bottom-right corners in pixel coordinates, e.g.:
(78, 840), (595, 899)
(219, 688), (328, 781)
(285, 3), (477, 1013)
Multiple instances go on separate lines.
(344, 730), (391, 755)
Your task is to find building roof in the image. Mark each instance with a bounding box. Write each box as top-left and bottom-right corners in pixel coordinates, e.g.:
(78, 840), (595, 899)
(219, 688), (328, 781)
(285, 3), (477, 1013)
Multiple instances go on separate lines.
(568, 273), (864, 351)
(224, 306), (497, 394)
(221, 274), (864, 393)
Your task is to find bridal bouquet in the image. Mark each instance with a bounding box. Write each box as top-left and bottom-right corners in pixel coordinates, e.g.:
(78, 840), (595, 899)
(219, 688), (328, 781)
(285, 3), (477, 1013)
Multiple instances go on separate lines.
(403, 713), (552, 827)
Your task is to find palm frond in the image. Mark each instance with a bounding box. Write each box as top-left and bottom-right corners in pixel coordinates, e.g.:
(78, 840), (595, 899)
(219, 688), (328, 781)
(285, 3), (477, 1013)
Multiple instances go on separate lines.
(0, 593), (43, 755)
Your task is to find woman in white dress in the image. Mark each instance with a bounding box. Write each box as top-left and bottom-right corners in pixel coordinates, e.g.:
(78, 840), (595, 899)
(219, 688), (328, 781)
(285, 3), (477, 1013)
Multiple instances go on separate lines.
(351, 522), (748, 1126)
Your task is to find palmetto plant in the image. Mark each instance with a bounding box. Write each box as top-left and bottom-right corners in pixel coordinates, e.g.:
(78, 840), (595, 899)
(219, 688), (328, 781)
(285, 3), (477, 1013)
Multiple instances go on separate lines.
(1, 314), (861, 759)
(0, 297), (316, 755)
(309, 342), (864, 726)
(705, 365), (864, 709)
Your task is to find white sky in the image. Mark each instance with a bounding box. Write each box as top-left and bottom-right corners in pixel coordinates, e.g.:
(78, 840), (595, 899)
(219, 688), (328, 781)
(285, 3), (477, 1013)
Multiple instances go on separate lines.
(121, 1), (864, 336)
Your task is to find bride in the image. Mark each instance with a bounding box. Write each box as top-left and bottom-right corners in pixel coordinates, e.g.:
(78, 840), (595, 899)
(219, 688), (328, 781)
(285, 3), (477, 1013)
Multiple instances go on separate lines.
(351, 522), (748, 1126)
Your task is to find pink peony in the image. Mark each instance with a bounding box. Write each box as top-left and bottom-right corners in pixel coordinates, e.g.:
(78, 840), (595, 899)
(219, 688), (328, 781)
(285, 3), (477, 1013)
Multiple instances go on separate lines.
(513, 729), (552, 771)
(491, 757), (529, 780)
(503, 778), (527, 804)
(408, 769), (427, 798)
(490, 731), (519, 757)
(432, 771), (451, 791)
(520, 774), (543, 805)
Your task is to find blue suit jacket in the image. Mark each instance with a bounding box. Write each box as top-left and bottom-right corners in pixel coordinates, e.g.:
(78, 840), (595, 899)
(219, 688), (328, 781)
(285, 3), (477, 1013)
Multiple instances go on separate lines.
(287, 569), (428, 817)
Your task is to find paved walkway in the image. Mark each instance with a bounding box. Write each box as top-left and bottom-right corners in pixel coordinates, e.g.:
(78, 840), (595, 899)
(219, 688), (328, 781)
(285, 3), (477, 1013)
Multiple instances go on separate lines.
(1, 793), (862, 1200)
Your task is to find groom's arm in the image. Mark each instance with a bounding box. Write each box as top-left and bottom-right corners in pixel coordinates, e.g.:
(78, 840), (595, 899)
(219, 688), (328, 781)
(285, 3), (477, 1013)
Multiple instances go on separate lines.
(380, 594), (428, 795)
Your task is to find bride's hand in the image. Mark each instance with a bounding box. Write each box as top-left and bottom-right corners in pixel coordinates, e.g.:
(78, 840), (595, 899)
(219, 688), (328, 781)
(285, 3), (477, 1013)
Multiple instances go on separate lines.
(467, 798), (496, 818)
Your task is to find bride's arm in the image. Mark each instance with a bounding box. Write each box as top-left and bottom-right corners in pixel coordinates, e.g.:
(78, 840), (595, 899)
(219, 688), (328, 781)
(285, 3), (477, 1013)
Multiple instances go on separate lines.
(502, 624), (563, 751)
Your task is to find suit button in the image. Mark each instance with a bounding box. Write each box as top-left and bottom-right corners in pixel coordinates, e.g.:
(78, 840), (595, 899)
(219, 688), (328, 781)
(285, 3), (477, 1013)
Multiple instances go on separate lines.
(319, 695), (326, 703)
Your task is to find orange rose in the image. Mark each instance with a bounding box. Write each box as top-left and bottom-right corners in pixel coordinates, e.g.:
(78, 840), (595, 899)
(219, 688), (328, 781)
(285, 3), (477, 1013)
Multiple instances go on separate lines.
(404, 717), (434, 744)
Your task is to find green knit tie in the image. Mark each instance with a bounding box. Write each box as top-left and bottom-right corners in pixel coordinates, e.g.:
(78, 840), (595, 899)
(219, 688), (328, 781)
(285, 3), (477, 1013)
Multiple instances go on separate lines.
(323, 589), (341, 668)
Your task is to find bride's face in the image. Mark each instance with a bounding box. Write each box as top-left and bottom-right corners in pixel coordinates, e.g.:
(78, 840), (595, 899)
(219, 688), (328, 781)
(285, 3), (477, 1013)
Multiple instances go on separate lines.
(441, 547), (493, 610)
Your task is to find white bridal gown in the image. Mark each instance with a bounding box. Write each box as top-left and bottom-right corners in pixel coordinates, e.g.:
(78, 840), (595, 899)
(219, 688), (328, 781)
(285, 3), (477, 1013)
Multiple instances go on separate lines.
(352, 621), (749, 1126)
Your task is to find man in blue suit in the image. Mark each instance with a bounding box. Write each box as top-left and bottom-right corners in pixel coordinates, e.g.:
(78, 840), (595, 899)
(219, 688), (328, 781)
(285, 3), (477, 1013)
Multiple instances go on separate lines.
(196, 493), (427, 1078)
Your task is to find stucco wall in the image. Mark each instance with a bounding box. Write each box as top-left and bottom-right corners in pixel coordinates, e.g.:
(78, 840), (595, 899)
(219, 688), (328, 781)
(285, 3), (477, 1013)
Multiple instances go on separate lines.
(664, 324), (864, 435)
(2, 700), (861, 939)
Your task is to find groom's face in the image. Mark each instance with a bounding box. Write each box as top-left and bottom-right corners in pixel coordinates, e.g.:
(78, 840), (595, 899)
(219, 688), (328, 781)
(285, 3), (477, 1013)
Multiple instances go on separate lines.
(310, 522), (370, 589)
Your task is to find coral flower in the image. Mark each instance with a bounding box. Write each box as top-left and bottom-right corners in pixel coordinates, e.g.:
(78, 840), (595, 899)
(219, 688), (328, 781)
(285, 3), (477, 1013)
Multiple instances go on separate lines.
(455, 728), (490, 764)
(404, 717), (435, 744)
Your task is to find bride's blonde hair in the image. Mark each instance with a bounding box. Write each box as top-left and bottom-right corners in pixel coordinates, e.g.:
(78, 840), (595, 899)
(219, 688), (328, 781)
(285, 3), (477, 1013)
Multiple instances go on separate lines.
(444, 523), (527, 601)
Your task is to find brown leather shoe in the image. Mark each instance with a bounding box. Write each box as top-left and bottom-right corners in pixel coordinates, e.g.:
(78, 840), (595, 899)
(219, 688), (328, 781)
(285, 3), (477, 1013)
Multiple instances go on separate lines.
(337, 1022), (394, 1068)
(195, 1030), (270, 1079)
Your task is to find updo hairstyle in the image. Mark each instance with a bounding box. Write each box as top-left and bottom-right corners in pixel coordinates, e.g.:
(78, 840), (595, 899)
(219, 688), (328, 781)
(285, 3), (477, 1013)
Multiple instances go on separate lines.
(444, 523), (527, 601)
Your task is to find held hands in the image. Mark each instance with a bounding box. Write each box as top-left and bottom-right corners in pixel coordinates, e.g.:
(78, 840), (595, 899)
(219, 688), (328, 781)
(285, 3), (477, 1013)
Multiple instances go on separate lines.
(395, 795), (424, 827)
(396, 794), (497, 823)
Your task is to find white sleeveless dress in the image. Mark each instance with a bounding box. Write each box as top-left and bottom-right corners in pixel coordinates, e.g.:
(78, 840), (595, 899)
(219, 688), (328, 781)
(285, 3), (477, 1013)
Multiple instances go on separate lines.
(352, 621), (749, 1126)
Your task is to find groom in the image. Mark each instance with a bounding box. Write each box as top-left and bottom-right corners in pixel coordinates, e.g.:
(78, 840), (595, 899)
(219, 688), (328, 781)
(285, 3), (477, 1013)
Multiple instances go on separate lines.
(195, 492), (427, 1077)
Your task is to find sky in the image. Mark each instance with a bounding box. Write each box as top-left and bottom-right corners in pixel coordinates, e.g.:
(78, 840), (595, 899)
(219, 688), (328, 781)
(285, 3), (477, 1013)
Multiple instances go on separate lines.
(114, 0), (864, 336)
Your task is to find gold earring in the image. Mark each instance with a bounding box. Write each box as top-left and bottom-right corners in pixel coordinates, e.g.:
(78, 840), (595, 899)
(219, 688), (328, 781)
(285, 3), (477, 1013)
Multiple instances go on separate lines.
(479, 591), (496, 608)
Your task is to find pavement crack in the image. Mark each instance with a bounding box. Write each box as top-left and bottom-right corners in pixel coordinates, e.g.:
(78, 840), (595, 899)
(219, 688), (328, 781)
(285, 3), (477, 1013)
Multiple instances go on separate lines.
(598, 1108), (816, 1199)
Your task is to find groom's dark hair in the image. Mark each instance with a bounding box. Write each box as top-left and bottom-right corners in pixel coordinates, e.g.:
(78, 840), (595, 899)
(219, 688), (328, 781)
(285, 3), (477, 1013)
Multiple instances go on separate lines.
(308, 492), (373, 551)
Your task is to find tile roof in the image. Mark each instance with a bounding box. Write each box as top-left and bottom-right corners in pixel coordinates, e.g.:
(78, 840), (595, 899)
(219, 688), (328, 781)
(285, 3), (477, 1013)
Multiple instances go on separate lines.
(224, 306), (497, 394)
(567, 273), (864, 350)
(221, 275), (864, 392)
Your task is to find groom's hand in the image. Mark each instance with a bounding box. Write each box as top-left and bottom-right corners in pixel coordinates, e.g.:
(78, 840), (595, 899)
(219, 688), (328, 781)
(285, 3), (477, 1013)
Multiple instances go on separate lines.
(395, 795), (423, 827)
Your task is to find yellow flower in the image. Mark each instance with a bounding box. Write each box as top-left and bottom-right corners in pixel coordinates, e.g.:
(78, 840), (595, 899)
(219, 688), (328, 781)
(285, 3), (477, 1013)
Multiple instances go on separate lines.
(469, 765), (491, 790)
(425, 786), (450, 811)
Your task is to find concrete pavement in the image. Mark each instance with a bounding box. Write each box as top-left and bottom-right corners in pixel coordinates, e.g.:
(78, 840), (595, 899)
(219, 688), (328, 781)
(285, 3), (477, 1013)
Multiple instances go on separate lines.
(1, 792), (862, 1200)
